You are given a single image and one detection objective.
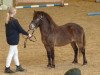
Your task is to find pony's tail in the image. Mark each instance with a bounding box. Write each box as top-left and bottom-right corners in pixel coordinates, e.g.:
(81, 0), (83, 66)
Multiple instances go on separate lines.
(83, 32), (86, 47)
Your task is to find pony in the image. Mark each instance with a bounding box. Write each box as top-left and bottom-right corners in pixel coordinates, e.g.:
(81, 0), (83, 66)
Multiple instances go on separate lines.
(29, 11), (87, 68)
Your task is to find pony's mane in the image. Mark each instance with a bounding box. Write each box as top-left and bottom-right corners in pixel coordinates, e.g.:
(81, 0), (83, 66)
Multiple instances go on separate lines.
(35, 11), (56, 25)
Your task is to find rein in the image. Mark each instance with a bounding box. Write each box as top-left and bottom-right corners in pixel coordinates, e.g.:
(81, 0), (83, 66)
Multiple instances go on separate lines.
(24, 29), (37, 48)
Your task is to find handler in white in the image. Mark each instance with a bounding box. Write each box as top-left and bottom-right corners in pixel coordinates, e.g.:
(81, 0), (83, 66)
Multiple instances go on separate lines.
(5, 7), (31, 73)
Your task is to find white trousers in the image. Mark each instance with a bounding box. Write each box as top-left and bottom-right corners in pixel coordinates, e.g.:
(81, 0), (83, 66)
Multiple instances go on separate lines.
(6, 45), (20, 67)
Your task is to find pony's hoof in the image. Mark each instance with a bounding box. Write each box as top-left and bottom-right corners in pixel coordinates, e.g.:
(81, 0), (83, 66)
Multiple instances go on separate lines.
(47, 64), (51, 68)
(51, 65), (55, 68)
(72, 61), (78, 64)
(83, 61), (87, 65)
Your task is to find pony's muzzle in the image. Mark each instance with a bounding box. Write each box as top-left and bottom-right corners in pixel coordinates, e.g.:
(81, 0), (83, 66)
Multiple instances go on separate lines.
(29, 23), (35, 30)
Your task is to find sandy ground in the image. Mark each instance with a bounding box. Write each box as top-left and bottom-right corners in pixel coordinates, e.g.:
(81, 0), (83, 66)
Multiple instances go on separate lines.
(0, 1), (100, 75)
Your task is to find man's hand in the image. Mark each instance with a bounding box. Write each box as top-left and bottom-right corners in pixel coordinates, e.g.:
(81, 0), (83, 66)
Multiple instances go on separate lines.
(28, 34), (32, 38)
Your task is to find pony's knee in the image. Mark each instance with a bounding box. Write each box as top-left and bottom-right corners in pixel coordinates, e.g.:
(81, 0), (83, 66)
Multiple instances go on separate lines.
(79, 47), (85, 54)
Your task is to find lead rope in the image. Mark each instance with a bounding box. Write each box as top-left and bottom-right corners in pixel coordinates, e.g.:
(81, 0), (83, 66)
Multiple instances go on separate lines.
(24, 29), (37, 48)
(24, 29), (30, 48)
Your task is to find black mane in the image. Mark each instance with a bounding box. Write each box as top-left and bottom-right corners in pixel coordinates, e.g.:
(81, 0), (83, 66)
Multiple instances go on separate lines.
(35, 11), (56, 25)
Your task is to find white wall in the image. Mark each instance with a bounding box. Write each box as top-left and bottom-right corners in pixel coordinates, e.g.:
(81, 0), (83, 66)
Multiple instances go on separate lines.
(0, 0), (3, 5)
(3, 0), (13, 7)
(0, 0), (13, 10)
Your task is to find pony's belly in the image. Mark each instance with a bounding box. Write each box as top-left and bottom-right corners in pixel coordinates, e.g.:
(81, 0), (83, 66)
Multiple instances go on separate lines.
(54, 33), (72, 46)
(55, 43), (69, 46)
(54, 39), (71, 46)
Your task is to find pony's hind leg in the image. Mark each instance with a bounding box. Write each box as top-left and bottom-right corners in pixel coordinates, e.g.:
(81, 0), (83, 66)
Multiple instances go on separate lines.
(80, 47), (87, 65)
(71, 41), (78, 64)
(77, 42), (87, 65)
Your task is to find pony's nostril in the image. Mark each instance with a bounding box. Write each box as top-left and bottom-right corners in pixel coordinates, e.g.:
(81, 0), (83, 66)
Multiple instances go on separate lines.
(29, 24), (35, 30)
(32, 24), (35, 28)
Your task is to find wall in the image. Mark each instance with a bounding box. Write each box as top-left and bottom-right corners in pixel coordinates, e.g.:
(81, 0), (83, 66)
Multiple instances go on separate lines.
(0, 0), (3, 5)
(0, 0), (13, 10)
(66, 0), (96, 1)
(3, 0), (13, 7)
(14, 0), (64, 6)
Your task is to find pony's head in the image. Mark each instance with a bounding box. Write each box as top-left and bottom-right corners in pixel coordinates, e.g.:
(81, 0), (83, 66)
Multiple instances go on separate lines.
(29, 11), (44, 30)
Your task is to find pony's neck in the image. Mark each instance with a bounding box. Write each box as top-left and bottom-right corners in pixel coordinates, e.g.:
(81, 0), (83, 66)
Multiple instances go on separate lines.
(39, 17), (57, 35)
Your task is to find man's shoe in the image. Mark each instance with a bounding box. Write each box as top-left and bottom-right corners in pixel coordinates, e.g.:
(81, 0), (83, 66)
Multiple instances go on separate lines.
(16, 65), (25, 72)
(5, 67), (14, 73)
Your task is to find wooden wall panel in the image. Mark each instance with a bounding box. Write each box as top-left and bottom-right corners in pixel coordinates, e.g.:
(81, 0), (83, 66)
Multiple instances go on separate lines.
(14, 0), (64, 6)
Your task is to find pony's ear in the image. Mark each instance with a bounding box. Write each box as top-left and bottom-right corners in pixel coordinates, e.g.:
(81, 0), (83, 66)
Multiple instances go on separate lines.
(34, 10), (36, 13)
(34, 10), (37, 13)
(33, 10), (36, 16)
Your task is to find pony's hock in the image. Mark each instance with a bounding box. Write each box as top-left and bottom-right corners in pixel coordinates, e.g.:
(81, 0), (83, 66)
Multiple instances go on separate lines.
(29, 11), (87, 68)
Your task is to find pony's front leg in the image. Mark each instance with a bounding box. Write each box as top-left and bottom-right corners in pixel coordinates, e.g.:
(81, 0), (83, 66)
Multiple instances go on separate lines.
(51, 47), (55, 68)
(44, 45), (52, 68)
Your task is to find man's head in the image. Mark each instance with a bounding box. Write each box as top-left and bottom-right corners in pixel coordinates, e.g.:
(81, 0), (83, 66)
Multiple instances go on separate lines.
(7, 7), (17, 16)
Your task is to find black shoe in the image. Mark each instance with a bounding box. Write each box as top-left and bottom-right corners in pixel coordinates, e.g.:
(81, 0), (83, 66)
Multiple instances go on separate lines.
(5, 67), (14, 73)
(16, 65), (25, 72)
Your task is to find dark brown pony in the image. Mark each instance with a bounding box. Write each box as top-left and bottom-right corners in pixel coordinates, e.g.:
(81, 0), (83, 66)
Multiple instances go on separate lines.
(29, 11), (87, 68)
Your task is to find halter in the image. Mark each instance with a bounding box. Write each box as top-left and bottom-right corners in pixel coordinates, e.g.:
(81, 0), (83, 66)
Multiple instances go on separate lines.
(24, 15), (43, 48)
(33, 15), (43, 28)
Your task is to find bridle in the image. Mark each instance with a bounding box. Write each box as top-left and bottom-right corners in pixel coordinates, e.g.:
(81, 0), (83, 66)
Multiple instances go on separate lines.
(24, 15), (43, 48)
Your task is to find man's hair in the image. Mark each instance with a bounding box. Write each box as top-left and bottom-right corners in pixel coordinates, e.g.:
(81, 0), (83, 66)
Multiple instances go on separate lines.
(7, 7), (16, 14)
(6, 7), (16, 24)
